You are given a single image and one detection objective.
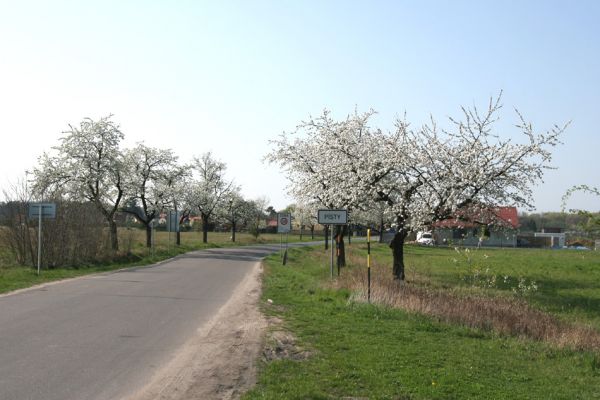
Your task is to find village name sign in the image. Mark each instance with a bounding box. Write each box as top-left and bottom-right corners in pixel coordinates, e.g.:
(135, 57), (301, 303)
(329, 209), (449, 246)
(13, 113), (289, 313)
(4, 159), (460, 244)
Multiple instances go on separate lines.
(318, 209), (348, 225)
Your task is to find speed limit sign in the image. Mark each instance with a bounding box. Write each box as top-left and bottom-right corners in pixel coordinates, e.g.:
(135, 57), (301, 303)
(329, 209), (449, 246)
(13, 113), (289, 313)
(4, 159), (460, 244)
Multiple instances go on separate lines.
(277, 213), (291, 233)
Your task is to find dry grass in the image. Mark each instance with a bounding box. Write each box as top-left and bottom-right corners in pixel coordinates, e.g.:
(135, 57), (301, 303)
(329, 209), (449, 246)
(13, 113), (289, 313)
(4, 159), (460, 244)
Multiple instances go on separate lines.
(337, 250), (600, 352)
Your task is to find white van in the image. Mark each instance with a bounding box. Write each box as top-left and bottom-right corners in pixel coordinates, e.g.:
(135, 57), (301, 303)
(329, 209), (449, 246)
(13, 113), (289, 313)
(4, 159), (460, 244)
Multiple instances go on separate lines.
(416, 231), (435, 246)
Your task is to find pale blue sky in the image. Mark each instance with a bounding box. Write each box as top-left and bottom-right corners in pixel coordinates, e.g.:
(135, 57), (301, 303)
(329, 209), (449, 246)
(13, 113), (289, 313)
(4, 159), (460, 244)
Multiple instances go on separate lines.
(1, 1), (598, 212)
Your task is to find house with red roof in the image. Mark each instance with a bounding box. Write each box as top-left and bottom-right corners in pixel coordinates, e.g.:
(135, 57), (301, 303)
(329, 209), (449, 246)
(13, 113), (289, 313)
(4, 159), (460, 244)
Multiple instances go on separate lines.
(432, 206), (520, 247)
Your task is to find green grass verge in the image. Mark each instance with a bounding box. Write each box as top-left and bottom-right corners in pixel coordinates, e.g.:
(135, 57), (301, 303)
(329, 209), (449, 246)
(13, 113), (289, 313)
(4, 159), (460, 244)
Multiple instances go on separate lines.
(244, 245), (600, 400)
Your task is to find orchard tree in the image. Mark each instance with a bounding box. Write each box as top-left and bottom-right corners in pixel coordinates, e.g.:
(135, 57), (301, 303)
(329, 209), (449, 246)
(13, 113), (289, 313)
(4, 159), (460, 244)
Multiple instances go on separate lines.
(218, 190), (250, 242)
(290, 201), (320, 240)
(351, 201), (395, 243)
(266, 109), (387, 258)
(170, 169), (192, 246)
(33, 115), (125, 251)
(290, 202), (314, 240)
(246, 196), (269, 239)
(123, 143), (183, 247)
(267, 109), (380, 263)
(562, 185), (600, 237)
(269, 95), (566, 280)
(187, 152), (234, 243)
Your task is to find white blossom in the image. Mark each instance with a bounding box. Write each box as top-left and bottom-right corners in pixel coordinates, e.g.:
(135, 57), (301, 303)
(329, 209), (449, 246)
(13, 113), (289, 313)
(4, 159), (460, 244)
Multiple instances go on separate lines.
(267, 94), (566, 279)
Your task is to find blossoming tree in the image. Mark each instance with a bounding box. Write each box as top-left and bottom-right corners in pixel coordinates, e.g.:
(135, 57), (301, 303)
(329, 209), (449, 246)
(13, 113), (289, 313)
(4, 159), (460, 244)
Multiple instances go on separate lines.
(186, 152), (234, 243)
(122, 143), (184, 247)
(33, 115), (126, 251)
(562, 185), (600, 237)
(267, 109), (378, 265)
(269, 95), (566, 280)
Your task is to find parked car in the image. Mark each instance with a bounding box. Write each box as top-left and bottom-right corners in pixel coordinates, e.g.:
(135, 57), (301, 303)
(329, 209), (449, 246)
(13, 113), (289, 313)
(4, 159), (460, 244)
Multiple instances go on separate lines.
(416, 231), (435, 246)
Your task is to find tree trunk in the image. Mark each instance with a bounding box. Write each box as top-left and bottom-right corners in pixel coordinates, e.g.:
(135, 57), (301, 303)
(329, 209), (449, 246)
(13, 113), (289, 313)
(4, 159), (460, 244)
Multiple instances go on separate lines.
(379, 217), (384, 243)
(311, 226), (314, 240)
(176, 230), (181, 246)
(389, 230), (407, 280)
(347, 224), (351, 244)
(202, 213), (209, 243)
(231, 220), (236, 242)
(300, 226), (303, 240)
(145, 224), (152, 248)
(109, 219), (119, 252)
(98, 200), (119, 252)
(324, 225), (329, 250)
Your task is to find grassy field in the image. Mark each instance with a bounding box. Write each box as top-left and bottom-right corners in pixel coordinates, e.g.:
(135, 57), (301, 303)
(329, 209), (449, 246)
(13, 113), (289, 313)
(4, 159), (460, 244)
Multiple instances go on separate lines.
(245, 243), (600, 399)
(0, 228), (319, 294)
(390, 245), (600, 329)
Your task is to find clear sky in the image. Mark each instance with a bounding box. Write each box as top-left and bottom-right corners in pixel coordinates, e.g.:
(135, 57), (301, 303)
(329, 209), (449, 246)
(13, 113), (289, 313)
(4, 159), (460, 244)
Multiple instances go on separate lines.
(1, 0), (599, 212)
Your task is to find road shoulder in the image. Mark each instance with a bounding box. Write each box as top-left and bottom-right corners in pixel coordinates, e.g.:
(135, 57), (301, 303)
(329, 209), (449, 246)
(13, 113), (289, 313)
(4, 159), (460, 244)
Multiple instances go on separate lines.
(125, 260), (267, 400)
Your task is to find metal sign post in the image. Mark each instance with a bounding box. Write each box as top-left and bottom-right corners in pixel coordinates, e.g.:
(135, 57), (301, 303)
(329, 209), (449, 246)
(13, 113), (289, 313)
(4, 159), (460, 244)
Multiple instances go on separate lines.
(318, 209), (348, 278)
(330, 225), (335, 278)
(280, 233), (283, 260)
(277, 213), (291, 265)
(283, 232), (289, 265)
(28, 203), (56, 275)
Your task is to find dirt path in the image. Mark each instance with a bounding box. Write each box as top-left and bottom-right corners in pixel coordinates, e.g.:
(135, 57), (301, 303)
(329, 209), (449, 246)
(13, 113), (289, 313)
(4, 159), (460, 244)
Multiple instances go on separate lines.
(126, 261), (267, 400)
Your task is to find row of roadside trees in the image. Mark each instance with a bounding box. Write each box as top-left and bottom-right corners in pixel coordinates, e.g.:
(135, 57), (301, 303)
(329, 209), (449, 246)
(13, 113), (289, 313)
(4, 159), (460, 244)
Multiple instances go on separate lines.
(2, 115), (273, 267)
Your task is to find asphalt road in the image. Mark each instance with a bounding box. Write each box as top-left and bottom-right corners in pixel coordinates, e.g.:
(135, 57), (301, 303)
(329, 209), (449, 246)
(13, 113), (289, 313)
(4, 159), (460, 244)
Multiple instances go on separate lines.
(0, 244), (293, 400)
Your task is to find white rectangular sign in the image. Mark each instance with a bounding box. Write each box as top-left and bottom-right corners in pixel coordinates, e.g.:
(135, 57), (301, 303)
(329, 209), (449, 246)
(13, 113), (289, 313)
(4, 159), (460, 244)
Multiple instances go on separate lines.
(318, 209), (348, 225)
(277, 213), (291, 233)
(28, 203), (56, 219)
(167, 211), (181, 232)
